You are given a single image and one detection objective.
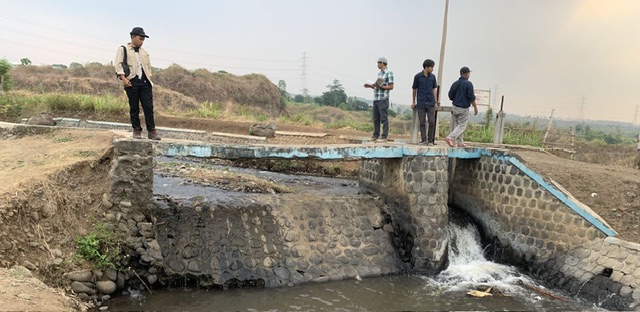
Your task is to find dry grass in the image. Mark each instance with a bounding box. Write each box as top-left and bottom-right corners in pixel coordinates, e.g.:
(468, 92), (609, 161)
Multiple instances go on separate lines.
(10, 64), (284, 117)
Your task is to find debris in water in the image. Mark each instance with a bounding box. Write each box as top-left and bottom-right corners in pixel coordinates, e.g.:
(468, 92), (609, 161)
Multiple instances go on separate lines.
(467, 288), (493, 298)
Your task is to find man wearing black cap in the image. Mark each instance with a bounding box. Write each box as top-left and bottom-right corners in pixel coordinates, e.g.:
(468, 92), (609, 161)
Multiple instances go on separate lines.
(114, 27), (160, 140)
(445, 66), (478, 147)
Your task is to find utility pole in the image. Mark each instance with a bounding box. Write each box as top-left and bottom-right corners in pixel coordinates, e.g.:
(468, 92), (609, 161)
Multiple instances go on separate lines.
(542, 109), (555, 147)
(492, 84), (499, 109)
(432, 0), (450, 142)
(578, 95), (586, 121)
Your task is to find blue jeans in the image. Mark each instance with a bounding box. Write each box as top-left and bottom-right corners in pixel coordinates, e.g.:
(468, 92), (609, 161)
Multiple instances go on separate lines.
(372, 98), (389, 139)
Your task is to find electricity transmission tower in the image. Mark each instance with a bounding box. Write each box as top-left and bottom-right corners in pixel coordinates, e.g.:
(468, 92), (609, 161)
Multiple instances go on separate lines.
(300, 52), (308, 100)
(578, 95), (586, 121)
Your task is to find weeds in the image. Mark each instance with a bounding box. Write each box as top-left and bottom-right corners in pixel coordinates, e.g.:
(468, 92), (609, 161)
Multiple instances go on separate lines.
(76, 223), (123, 269)
(192, 101), (221, 119)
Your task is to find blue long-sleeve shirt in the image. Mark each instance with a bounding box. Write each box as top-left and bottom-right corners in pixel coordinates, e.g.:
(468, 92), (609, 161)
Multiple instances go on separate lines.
(448, 77), (475, 108)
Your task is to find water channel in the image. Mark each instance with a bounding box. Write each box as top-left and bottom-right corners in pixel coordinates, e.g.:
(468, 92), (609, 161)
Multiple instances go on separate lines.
(105, 158), (599, 311)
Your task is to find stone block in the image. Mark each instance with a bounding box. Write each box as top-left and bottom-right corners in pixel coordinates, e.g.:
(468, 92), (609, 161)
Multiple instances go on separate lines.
(113, 139), (153, 156)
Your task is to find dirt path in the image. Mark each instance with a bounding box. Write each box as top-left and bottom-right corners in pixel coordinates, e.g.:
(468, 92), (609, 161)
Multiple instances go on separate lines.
(1, 119), (639, 311)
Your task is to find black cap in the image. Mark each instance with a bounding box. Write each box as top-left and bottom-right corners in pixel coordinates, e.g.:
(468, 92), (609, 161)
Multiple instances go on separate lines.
(130, 27), (149, 38)
(460, 66), (471, 74)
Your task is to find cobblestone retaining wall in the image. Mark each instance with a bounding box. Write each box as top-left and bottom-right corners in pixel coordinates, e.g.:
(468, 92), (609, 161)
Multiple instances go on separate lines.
(151, 195), (403, 288)
(103, 139), (403, 291)
(359, 156), (449, 273)
(450, 155), (640, 310)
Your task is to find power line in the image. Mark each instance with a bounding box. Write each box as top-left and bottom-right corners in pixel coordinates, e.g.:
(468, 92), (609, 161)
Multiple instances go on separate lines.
(0, 13), (299, 64)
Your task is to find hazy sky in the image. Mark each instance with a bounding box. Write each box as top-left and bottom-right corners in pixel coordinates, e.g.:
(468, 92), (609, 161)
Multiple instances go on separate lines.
(1, 0), (639, 123)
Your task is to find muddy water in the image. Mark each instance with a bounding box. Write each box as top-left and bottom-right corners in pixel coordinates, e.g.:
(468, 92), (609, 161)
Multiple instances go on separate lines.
(106, 274), (596, 311)
(105, 158), (598, 311)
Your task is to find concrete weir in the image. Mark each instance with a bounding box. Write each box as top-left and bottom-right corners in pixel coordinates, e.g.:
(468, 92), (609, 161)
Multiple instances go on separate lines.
(107, 139), (640, 310)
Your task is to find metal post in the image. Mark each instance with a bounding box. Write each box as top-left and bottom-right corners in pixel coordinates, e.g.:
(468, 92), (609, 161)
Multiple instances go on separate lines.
(410, 110), (419, 144)
(493, 95), (506, 144)
(542, 109), (555, 148)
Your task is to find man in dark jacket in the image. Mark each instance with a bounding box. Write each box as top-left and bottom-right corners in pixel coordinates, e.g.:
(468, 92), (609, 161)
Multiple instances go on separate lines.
(445, 66), (478, 147)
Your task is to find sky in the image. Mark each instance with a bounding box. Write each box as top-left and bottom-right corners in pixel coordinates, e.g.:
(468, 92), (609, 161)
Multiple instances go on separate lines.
(1, 0), (639, 123)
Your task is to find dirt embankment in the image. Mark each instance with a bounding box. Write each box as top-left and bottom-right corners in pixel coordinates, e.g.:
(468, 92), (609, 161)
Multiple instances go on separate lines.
(1, 119), (640, 311)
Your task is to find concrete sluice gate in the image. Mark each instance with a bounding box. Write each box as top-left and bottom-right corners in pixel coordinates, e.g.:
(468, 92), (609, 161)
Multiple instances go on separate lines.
(108, 139), (640, 311)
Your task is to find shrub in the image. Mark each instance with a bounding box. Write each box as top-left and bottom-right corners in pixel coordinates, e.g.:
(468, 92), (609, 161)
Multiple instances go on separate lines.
(76, 223), (123, 269)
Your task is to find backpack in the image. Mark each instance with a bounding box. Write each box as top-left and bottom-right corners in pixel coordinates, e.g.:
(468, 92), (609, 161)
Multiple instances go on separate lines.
(117, 45), (130, 78)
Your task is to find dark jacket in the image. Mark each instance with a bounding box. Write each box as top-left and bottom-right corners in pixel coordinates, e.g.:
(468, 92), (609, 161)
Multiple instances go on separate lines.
(448, 77), (475, 108)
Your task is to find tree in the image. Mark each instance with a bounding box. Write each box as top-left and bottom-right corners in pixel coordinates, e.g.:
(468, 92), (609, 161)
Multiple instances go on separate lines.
(321, 79), (347, 107)
(20, 58), (31, 66)
(344, 97), (369, 111)
(69, 62), (83, 69)
(0, 59), (12, 92)
(277, 80), (289, 105)
(293, 94), (304, 103)
(483, 106), (494, 129)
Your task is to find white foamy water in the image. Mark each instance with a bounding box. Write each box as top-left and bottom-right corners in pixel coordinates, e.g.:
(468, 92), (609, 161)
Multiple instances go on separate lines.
(430, 222), (536, 295)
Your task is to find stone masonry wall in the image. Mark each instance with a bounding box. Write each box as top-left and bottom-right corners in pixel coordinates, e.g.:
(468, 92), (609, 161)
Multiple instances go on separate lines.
(150, 195), (403, 288)
(450, 155), (640, 310)
(359, 156), (449, 273)
(103, 140), (404, 290)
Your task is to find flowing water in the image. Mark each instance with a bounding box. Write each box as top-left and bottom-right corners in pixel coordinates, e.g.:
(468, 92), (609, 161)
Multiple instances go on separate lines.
(103, 159), (599, 311)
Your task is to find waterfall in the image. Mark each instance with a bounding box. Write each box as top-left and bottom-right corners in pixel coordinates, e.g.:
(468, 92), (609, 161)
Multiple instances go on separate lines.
(433, 221), (534, 295)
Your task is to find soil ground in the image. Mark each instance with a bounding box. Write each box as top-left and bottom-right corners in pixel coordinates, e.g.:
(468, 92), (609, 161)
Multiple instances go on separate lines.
(1, 115), (640, 311)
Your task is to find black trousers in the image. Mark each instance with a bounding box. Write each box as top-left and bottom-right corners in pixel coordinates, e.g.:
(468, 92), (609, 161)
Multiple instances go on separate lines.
(417, 106), (436, 143)
(125, 77), (155, 131)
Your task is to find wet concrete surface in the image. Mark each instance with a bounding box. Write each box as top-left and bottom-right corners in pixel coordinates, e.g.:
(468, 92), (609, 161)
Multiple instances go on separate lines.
(153, 157), (360, 201)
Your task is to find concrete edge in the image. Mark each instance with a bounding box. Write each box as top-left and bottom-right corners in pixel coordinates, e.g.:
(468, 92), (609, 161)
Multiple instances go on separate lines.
(604, 237), (640, 252)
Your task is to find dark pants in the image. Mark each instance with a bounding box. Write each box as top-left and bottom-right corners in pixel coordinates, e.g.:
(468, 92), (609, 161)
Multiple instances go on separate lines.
(372, 98), (389, 139)
(125, 76), (155, 131)
(418, 106), (436, 143)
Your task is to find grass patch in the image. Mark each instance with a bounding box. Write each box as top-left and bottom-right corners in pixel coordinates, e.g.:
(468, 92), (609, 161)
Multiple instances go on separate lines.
(54, 136), (73, 143)
(191, 101), (221, 119)
(0, 91), (127, 121)
(76, 222), (123, 269)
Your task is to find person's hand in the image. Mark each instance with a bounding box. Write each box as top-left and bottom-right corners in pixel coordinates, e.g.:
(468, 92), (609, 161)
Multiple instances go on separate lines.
(411, 102), (416, 109)
(435, 101), (440, 109)
(123, 77), (132, 87)
(364, 83), (373, 89)
(473, 106), (478, 115)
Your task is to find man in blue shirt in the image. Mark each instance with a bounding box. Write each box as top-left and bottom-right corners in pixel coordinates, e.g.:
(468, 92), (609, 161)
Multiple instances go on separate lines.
(445, 66), (478, 147)
(412, 59), (439, 145)
(364, 57), (394, 143)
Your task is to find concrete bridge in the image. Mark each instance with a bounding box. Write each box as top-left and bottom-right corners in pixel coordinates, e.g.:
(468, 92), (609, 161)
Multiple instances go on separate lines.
(126, 138), (640, 309)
